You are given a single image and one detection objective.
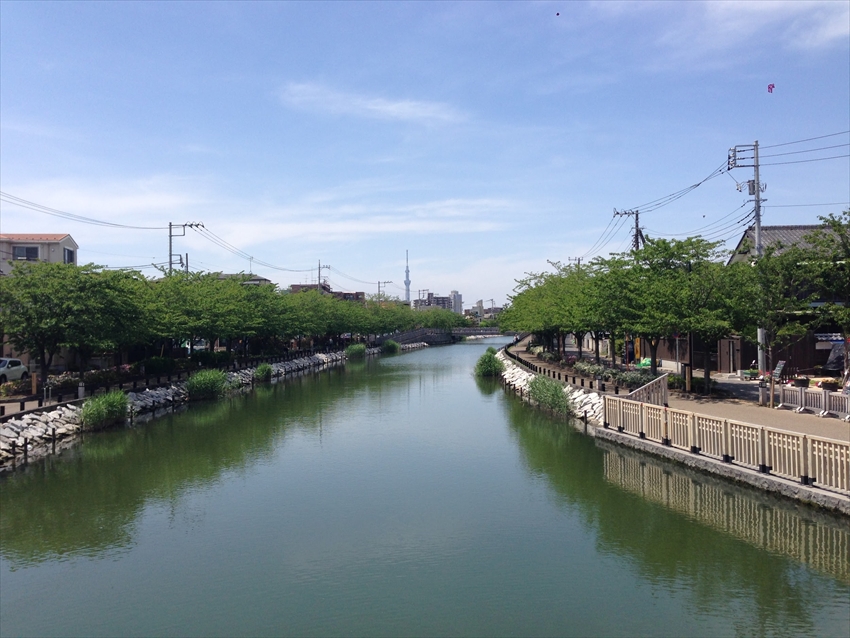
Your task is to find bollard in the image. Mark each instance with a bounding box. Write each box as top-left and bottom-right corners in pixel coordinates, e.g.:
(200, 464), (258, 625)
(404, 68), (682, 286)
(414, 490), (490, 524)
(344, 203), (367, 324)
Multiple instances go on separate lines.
(601, 383), (606, 392)
(0, 405), (4, 417)
(23, 438), (28, 460)
(580, 379), (584, 387)
(38, 398), (43, 407)
(51, 427), (56, 443)
(78, 381), (85, 400)
(614, 386), (619, 395)
(20, 400), (26, 411)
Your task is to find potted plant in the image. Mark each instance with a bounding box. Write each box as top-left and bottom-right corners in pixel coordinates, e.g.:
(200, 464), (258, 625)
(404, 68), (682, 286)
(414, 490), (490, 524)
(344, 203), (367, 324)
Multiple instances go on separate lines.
(792, 377), (810, 388)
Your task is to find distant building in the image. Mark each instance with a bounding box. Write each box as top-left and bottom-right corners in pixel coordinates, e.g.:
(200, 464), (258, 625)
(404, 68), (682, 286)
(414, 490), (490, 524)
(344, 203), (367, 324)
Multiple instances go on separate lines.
(0, 233), (78, 276)
(727, 225), (821, 265)
(450, 290), (462, 314)
(289, 281), (365, 302)
(218, 273), (274, 285)
(413, 292), (452, 311)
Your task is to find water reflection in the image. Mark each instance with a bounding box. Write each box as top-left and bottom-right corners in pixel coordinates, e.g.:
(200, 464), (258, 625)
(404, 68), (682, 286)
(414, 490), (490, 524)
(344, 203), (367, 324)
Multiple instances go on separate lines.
(503, 395), (850, 635)
(600, 441), (849, 583)
(0, 362), (408, 566)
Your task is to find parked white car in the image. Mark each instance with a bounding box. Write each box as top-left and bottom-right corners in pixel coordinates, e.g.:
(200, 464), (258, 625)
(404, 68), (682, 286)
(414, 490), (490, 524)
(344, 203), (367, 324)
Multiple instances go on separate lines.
(0, 358), (29, 383)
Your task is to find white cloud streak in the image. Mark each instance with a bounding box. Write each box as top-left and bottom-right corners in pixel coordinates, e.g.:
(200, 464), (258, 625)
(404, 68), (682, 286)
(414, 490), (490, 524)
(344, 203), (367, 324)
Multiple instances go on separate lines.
(279, 82), (463, 123)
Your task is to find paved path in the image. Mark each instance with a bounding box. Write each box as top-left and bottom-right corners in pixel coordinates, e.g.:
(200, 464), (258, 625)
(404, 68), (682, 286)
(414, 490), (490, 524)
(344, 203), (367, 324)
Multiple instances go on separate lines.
(507, 341), (850, 442)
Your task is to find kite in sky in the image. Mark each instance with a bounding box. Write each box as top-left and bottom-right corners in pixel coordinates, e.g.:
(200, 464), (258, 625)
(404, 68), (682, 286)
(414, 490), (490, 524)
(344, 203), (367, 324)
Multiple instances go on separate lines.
(768, 83), (775, 93)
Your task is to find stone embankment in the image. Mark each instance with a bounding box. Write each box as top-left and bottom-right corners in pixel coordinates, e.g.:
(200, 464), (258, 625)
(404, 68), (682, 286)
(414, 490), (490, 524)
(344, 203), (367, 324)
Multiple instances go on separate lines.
(0, 347), (425, 470)
(496, 350), (604, 422)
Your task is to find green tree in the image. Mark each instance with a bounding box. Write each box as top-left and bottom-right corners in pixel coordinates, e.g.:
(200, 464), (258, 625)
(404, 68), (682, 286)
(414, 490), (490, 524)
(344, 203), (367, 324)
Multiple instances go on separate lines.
(802, 210), (850, 385)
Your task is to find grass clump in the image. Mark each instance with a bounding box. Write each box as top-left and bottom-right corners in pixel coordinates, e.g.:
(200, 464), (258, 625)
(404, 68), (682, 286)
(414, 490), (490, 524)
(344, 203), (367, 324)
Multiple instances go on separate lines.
(474, 351), (504, 377)
(381, 340), (400, 354)
(345, 343), (367, 359)
(528, 376), (573, 417)
(254, 363), (273, 382)
(186, 369), (228, 400)
(80, 390), (128, 430)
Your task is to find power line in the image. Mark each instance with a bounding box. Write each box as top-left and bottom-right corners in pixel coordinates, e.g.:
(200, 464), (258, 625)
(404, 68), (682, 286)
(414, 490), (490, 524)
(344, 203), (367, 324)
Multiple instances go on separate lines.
(643, 202), (752, 238)
(0, 191), (169, 230)
(761, 130), (850, 150)
(760, 143), (849, 158)
(328, 266), (377, 286)
(761, 154), (849, 166)
(764, 202), (850, 208)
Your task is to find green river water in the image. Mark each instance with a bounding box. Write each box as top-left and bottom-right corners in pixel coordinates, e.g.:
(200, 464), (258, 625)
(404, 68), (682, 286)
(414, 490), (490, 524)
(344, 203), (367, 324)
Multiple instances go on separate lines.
(1, 339), (848, 637)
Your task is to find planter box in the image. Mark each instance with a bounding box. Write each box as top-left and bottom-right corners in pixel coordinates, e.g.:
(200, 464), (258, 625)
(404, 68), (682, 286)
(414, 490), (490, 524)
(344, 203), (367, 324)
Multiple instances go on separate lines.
(792, 378), (810, 388)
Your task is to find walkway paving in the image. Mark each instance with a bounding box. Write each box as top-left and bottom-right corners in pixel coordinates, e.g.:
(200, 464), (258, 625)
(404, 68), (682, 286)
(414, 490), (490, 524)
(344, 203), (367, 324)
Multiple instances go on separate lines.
(507, 341), (850, 442)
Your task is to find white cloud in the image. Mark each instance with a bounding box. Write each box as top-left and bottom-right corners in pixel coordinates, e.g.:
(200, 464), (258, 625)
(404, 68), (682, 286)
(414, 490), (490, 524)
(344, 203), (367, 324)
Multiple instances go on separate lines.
(590, 0), (849, 71)
(279, 82), (464, 124)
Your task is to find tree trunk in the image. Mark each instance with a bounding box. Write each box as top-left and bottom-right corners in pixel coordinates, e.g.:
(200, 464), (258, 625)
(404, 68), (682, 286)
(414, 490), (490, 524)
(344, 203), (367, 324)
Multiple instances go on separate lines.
(648, 338), (659, 376)
(593, 333), (601, 364)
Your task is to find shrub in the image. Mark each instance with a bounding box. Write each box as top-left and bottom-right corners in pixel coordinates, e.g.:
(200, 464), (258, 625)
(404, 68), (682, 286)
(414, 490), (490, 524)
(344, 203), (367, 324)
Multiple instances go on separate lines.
(345, 343), (367, 359)
(80, 390), (128, 430)
(186, 369), (228, 400)
(528, 376), (573, 417)
(486, 346), (498, 355)
(381, 340), (400, 354)
(474, 352), (504, 377)
(254, 363), (273, 382)
(139, 356), (176, 375)
(539, 351), (557, 362)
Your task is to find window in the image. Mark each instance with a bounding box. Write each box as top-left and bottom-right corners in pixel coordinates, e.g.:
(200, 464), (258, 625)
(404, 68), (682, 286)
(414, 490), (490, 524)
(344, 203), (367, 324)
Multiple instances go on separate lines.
(12, 246), (38, 261)
(64, 248), (75, 264)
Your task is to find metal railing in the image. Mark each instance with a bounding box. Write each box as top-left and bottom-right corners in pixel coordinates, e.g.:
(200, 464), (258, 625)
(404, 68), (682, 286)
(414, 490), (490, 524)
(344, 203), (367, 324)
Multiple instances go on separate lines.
(602, 394), (850, 495)
(778, 385), (850, 420)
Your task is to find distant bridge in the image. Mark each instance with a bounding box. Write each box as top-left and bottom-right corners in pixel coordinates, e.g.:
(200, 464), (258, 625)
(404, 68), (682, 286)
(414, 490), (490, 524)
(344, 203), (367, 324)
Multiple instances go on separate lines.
(376, 327), (505, 346)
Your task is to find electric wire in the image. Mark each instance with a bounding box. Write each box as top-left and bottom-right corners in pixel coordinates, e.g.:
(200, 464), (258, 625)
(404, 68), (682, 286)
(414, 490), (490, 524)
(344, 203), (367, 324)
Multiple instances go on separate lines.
(761, 154), (850, 166)
(761, 130), (850, 150)
(643, 201), (752, 238)
(760, 143), (849, 159)
(764, 202), (850, 208)
(0, 191), (169, 230)
(328, 266), (377, 286)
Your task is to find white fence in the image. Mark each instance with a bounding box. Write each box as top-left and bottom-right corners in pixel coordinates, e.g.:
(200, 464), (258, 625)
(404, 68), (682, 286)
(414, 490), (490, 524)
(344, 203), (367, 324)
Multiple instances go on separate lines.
(777, 385), (850, 421)
(603, 395), (850, 495)
(626, 373), (669, 407)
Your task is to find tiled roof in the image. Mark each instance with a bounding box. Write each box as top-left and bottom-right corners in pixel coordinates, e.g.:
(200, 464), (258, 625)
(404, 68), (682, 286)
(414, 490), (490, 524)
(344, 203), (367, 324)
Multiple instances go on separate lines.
(728, 225), (821, 264)
(0, 233), (71, 242)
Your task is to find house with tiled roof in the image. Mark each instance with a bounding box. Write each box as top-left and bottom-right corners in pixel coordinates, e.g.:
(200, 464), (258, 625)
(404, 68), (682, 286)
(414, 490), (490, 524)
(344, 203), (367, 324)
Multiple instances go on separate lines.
(0, 233), (78, 276)
(727, 225), (819, 265)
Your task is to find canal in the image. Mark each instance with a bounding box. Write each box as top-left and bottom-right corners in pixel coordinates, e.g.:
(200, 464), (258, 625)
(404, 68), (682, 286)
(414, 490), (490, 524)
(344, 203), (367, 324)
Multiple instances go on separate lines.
(1, 339), (848, 637)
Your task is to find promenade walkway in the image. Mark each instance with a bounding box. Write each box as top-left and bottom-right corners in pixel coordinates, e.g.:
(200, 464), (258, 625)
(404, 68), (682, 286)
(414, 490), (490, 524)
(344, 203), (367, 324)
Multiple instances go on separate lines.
(507, 341), (850, 442)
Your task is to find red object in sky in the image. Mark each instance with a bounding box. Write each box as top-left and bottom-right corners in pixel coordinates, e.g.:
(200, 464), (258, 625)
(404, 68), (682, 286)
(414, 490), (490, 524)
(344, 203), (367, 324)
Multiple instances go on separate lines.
(768, 83), (775, 93)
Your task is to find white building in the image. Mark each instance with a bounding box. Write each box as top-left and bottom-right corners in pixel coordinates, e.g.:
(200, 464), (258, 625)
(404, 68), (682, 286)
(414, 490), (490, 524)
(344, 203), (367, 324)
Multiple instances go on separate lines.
(450, 290), (462, 314)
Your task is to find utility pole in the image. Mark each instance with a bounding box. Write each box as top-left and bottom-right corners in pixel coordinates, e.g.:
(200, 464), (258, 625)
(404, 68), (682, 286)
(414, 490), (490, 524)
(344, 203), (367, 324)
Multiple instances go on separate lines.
(415, 289), (429, 310)
(377, 280), (392, 299)
(729, 140), (768, 400)
(566, 257), (582, 269)
(185, 253), (189, 274)
(317, 260), (330, 292)
(613, 209), (645, 252)
(168, 222), (203, 274)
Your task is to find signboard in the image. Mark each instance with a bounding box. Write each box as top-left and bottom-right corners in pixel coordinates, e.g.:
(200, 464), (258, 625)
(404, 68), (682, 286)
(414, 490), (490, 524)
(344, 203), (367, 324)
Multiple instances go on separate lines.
(772, 361), (786, 378)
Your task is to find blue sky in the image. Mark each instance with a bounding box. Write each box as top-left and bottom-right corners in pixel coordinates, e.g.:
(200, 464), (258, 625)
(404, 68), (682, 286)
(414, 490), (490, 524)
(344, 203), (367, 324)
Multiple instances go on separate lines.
(1, 1), (848, 307)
